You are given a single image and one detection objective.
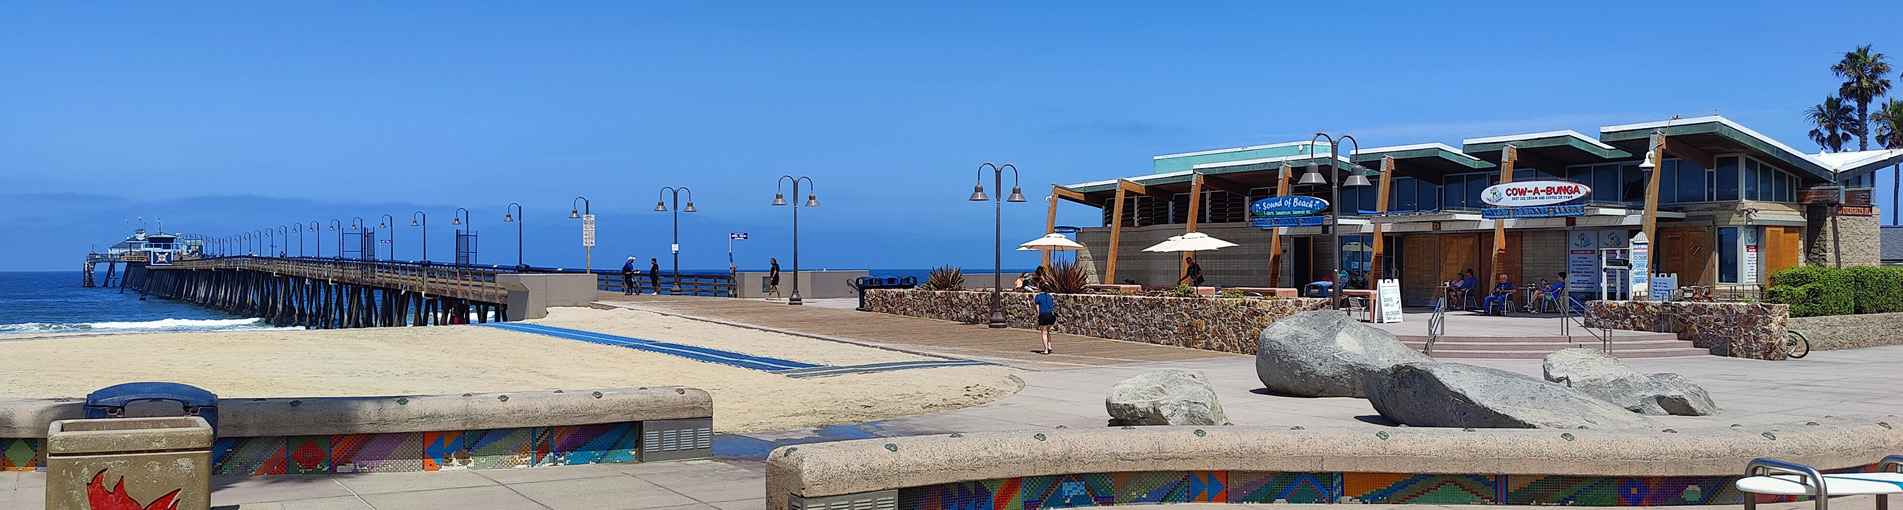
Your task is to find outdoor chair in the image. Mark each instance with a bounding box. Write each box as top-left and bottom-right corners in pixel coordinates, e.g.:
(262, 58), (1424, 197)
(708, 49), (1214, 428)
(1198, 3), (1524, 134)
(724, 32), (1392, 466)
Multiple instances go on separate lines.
(1735, 456), (1903, 510)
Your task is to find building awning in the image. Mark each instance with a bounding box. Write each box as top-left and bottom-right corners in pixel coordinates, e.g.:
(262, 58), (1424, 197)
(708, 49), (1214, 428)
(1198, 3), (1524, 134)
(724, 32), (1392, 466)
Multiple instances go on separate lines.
(1599, 116), (1834, 182)
(1462, 130), (1636, 168)
(1813, 149), (1903, 180)
(1350, 142), (1495, 180)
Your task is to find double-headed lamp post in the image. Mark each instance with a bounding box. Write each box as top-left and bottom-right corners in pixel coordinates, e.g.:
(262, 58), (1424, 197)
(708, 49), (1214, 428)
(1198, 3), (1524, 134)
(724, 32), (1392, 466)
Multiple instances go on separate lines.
(773, 175), (819, 305)
(377, 214), (396, 261)
(350, 217), (366, 259)
(411, 211), (428, 263)
(453, 207), (472, 266)
(1297, 133), (1370, 308)
(655, 186), (697, 294)
(970, 163), (1027, 328)
(569, 196), (592, 273)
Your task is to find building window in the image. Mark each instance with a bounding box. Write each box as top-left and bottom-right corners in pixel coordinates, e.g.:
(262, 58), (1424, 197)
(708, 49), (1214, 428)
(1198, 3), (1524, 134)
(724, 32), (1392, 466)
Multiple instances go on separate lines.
(1443, 173), (1494, 210)
(1718, 227), (1739, 284)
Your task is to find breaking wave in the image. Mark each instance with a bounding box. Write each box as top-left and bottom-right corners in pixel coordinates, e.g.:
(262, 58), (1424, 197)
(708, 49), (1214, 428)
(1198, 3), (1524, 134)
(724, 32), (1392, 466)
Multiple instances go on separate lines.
(0, 318), (292, 335)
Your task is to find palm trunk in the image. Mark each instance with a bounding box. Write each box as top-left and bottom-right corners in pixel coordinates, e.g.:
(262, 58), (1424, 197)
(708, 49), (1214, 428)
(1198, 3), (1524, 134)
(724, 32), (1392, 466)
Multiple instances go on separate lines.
(1894, 162), (1899, 226)
(1860, 103), (1871, 151)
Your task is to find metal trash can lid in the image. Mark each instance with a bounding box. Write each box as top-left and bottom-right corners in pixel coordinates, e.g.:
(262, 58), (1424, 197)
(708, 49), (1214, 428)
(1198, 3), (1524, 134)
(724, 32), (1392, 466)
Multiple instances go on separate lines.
(47, 416), (213, 455)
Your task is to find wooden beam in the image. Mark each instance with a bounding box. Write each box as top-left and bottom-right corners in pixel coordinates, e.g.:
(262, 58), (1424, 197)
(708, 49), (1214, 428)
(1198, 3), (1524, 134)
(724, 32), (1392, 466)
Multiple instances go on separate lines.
(1051, 185), (1088, 204)
(1368, 156), (1394, 283)
(1661, 136), (1717, 170)
(1267, 164), (1291, 287)
(1182, 173), (1205, 278)
(1118, 179), (1175, 201)
(1199, 174), (1255, 196)
(1106, 186), (1128, 285)
(1043, 185), (1061, 268)
(1642, 133), (1666, 283)
(1492, 146), (1515, 287)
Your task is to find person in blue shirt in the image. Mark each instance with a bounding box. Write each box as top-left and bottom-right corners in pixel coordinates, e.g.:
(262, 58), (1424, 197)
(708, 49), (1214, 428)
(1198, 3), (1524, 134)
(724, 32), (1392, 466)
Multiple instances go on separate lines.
(1034, 289), (1057, 354)
(1482, 274), (1516, 316)
(621, 256), (637, 295)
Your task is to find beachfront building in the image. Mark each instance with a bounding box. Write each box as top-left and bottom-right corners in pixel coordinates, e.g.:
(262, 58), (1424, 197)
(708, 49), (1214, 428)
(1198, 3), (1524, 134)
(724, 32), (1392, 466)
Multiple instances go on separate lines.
(1048, 116), (1903, 306)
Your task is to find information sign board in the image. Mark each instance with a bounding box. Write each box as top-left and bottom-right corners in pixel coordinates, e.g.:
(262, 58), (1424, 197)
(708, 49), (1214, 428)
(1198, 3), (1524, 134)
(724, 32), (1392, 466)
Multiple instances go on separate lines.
(582, 214), (597, 248)
(1377, 279), (1402, 323)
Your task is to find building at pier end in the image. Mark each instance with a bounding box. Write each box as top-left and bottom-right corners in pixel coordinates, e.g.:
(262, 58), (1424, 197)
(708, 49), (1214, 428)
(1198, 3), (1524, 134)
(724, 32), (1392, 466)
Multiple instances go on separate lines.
(1048, 116), (1902, 306)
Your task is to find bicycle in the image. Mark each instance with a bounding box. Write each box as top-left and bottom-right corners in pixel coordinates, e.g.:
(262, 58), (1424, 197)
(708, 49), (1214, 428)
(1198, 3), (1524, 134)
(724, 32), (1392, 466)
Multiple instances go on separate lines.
(1784, 329), (1810, 359)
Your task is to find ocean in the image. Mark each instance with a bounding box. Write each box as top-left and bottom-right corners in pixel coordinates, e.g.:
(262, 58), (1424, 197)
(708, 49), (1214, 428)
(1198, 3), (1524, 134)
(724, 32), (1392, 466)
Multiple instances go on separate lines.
(0, 271), (282, 335)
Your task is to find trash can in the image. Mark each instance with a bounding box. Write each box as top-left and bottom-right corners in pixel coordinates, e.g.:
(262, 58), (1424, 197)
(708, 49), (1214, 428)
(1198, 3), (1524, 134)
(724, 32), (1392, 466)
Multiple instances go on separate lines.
(849, 275), (919, 311)
(44, 416), (214, 510)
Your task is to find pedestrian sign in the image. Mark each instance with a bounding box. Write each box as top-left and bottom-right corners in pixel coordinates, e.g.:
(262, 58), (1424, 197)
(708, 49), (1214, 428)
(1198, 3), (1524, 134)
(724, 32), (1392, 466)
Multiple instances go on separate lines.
(582, 214), (596, 248)
(730, 233), (748, 240)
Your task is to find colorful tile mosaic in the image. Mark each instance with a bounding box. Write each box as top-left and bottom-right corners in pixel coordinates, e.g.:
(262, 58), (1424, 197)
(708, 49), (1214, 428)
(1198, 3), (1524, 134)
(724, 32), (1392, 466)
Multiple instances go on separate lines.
(1343, 473), (1500, 504)
(332, 432), (424, 473)
(286, 435), (331, 475)
(464, 428), (537, 470)
(211, 436), (287, 476)
(1020, 473), (1116, 510)
(542, 423), (641, 465)
(1, 437), (41, 471)
(1227, 472), (1340, 504)
(422, 431), (464, 471)
(898, 479), (1008, 510)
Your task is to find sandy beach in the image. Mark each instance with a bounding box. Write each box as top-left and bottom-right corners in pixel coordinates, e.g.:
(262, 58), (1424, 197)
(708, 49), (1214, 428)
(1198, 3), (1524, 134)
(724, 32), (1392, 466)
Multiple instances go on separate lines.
(0, 307), (1022, 433)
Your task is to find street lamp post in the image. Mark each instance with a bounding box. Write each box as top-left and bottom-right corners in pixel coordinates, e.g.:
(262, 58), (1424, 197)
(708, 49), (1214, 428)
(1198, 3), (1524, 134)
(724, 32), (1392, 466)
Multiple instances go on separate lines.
(655, 186), (697, 294)
(411, 211), (428, 263)
(569, 197), (593, 273)
(291, 224), (304, 257)
(378, 214), (396, 261)
(278, 225), (289, 256)
(969, 163), (1027, 328)
(308, 221), (320, 258)
(453, 208), (472, 266)
(1297, 133), (1371, 308)
(503, 203), (524, 268)
(329, 219), (343, 259)
(253, 230), (263, 256)
(267, 227), (277, 256)
(772, 175), (819, 305)
(350, 217), (366, 260)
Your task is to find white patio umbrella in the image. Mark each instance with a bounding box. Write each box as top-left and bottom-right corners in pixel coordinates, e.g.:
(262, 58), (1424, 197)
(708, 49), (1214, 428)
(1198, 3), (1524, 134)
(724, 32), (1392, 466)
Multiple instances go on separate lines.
(1017, 233), (1085, 251)
(1151, 232), (1236, 253)
(1142, 235), (1186, 253)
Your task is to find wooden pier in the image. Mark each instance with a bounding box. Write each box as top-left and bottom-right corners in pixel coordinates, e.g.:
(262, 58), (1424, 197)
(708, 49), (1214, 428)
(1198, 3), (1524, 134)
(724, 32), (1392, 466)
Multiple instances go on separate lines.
(136, 257), (514, 328)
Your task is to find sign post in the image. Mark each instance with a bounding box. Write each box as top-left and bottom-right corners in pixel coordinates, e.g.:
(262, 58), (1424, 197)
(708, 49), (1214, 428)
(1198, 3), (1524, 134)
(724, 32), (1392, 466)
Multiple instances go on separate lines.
(1628, 232), (1650, 301)
(581, 214), (596, 273)
(1376, 278), (1403, 323)
(728, 232), (747, 274)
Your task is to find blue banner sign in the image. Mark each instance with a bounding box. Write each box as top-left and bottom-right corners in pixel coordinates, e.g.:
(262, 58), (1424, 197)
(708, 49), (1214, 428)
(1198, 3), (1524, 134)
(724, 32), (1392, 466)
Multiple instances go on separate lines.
(1053, 226), (1081, 234)
(1250, 196), (1328, 218)
(1251, 216), (1326, 228)
(1481, 204), (1587, 219)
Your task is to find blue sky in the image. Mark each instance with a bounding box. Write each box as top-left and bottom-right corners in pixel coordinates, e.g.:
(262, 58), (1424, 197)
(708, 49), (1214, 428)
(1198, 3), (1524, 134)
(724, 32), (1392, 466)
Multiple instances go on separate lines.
(4, 1), (1900, 271)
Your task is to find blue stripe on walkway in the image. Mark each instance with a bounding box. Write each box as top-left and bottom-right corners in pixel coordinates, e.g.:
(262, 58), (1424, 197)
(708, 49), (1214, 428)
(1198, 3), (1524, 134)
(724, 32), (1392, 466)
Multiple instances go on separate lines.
(483, 322), (821, 372)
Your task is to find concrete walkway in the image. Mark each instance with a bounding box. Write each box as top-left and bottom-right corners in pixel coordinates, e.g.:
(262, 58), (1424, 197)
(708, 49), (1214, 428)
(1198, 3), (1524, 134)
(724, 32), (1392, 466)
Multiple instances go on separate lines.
(11, 299), (1903, 509)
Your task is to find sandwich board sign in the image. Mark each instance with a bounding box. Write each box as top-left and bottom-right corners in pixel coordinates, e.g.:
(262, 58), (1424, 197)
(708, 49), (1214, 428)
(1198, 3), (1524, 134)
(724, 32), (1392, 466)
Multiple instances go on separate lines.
(1376, 279), (1403, 323)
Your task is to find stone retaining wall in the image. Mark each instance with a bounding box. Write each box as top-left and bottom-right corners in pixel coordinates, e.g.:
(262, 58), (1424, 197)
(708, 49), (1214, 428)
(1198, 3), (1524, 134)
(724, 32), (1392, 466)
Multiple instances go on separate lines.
(0, 387), (713, 474)
(1583, 301), (1789, 360)
(865, 290), (1330, 355)
(1790, 311), (1903, 351)
(765, 416), (1903, 509)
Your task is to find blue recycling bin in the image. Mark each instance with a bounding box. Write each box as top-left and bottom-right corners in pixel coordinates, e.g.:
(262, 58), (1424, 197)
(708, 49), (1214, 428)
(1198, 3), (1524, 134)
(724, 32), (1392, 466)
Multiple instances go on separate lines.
(851, 275), (919, 311)
(83, 382), (220, 435)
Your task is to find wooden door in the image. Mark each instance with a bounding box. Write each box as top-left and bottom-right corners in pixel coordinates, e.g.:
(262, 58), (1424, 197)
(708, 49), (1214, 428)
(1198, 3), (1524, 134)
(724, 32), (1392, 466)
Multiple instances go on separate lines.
(1401, 235), (1439, 306)
(1440, 233), (1479, 285)
(1660, 227), (1714, 286)
(1762, 226), (1802, 283)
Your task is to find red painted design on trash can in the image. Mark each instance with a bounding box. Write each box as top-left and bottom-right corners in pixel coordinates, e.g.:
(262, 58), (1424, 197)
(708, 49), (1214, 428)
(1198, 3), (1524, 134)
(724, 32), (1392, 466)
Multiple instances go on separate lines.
(86, 469), (183, 510)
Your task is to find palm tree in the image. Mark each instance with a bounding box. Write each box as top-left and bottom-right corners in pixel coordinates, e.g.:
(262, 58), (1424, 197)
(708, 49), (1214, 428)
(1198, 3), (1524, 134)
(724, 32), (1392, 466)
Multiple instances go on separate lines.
(1808, 96), (1857, 153)
(1831, 44), (1891, 151)
(1874, 98), (1903, 225)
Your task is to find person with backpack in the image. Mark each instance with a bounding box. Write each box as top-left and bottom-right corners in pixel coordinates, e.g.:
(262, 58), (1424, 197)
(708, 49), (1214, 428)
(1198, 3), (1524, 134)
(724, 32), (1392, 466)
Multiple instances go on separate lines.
(621, 256), (637, 295)
(1034, 288), (1057, 355)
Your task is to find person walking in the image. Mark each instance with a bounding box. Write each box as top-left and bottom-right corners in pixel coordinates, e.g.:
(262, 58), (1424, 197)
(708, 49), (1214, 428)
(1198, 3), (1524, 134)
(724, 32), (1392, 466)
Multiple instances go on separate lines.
(648, 258), (662, 295)
(621, 256), (637, 295)
(766, 258), (782, 300)
(1034, 288), (1057, 354)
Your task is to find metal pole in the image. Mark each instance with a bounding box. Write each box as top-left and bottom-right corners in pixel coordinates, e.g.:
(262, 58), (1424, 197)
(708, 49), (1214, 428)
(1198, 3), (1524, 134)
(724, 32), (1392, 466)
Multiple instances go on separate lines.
(672, 188), (681, 293)
(792, 179), (802, 305)
(992, 167), (1004, 328)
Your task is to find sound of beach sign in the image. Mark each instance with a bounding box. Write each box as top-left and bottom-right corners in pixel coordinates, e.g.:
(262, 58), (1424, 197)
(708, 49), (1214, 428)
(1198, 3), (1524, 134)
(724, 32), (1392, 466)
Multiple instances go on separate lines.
(1250, 196), (1328, 217)
(1481, 181), (1591, 207)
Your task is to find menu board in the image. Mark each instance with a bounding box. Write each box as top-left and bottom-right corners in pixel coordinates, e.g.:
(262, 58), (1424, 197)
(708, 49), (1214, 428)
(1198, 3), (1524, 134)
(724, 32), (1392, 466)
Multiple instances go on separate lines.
(1377, 279), (1402, 323)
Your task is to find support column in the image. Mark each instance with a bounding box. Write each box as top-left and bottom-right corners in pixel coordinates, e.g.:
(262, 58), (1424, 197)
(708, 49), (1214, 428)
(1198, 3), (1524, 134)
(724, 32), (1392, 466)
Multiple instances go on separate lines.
(1492, 146), (1517, 281)
(1268, 164), (1292, 287)
(1369, 156), (1394, 281)
(1105, 185), (1128, 284)
(1043, 185), (1060, 268)
(1181, 172), (1205, 277)
(1641, 132), (1666, 273)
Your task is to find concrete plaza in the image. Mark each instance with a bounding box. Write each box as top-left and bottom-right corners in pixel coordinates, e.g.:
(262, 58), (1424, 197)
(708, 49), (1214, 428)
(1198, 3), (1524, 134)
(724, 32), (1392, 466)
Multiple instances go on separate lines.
(8, 298), (1899, 510)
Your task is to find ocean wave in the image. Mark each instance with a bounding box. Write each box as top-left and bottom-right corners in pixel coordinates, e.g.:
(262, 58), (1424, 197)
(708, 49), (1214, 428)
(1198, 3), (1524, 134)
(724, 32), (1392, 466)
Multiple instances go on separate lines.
(0, 318), (295, 335)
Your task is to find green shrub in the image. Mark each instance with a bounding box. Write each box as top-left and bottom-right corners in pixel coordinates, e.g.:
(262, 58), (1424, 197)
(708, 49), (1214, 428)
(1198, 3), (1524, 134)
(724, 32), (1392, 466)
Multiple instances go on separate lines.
(1764, 265), (1903, 317)
(1221, 288), (1246, 299)
(1042, 259), (1092, 294)
(1166, 284), (1199, 298)
(921, 265), (964, 291)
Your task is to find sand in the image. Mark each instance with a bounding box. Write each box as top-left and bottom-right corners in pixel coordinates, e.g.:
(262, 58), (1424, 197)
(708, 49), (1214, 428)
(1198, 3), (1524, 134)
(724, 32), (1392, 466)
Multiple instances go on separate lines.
(0, 308), (1022, 433)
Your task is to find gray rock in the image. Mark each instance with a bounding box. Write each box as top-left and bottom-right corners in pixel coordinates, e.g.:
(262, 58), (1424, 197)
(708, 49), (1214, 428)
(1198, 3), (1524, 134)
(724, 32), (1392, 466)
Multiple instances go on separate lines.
(1365, 362), (1662, 429)
(1106, 370), (1230, 426)
(1542, 348), (1719, 416)
(1255, 310), (1433, 398)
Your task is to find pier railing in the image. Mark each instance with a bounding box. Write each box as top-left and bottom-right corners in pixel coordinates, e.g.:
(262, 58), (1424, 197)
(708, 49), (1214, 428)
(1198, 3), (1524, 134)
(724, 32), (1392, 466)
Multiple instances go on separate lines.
(155, 256), (512, 304)
(594, 272), (736, 297)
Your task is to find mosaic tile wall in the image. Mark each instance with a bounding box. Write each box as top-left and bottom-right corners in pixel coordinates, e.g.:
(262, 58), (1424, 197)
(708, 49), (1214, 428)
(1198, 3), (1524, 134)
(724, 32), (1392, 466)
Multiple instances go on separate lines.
(890, 470), (1849, 509)
(0, 424), (646, 475)
(1585, 301), (1789, 360)
(866, 290), (1330, 355)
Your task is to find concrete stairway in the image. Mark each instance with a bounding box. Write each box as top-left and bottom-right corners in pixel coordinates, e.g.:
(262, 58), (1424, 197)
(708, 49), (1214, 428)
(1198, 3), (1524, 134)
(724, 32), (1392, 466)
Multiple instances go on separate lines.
(1394, 331), (1710, 359)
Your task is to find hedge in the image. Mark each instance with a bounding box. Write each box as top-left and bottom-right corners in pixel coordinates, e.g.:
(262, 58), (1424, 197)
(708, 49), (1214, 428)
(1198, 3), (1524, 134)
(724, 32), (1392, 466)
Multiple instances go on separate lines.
(1766, 265), (1903, 317)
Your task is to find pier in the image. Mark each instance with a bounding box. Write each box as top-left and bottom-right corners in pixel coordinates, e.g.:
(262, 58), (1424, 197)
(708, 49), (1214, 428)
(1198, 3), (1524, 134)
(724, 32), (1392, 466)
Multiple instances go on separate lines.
(136, 257), (515, 328)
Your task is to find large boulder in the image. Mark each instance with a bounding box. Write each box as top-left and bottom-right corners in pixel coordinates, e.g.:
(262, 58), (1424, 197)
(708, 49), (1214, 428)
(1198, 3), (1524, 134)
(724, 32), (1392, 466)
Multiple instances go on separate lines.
(1365, 362), (1662, 429)
(1255, 310), (1433, 398)
(1106, 370), (1230, 426)
(1542, 348), (1720, 416)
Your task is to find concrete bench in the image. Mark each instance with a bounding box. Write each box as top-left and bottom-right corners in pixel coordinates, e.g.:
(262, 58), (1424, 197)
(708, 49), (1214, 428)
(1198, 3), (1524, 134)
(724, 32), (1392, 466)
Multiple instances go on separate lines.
(1737, 456), (1903, 510)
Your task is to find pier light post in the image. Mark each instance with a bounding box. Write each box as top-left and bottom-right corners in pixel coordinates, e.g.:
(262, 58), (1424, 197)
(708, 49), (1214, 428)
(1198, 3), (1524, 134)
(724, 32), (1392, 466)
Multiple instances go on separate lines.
(1297, 133), (1370, 308)
(503, 203), (524, 268)
(772, 175), (819, 305)
(351, 217), (366, 260)
(410, 211), (428, 263)
(290, 224), (304, 257)
(252, 230), (263, 256)
(453, 208), (472, 266)
(655, 186), (697, 294)
(265, 228), (276, 257)
(378, 214), (396, 261)
(329, 219), (343, 259)
(569, 196), (593, 273)
(308, 221), (319, 258)
(278, 225), (289, 257)
(969, 162), (1027, 328)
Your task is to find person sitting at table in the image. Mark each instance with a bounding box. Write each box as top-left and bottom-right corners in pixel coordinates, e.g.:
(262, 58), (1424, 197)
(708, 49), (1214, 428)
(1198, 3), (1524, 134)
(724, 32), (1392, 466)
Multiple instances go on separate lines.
(1443, 269), (1473, 307)
(1482, 273), (1516, 316)
(1528, 273), (1566, 312)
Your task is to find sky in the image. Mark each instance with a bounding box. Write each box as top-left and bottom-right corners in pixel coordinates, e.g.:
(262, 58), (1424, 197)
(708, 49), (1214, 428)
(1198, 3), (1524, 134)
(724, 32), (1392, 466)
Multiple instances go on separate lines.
(4, 1), (1901, 271)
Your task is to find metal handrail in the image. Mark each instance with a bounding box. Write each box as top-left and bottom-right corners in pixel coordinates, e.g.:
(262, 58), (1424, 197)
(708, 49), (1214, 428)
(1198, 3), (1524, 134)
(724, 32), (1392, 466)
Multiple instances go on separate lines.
(157, 256), (509, 303)
(1743, 458), (1830, 510)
